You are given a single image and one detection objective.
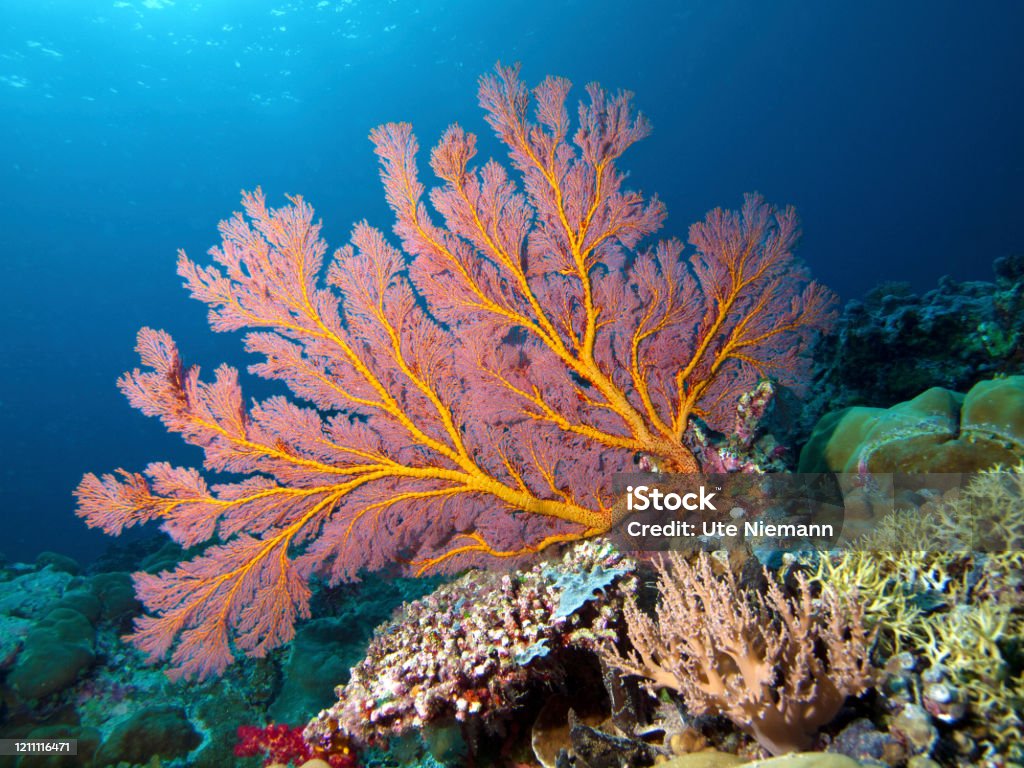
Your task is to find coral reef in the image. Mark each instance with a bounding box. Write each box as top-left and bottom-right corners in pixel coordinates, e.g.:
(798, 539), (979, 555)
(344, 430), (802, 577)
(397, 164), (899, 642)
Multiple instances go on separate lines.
(600, 551), (874, 756)
(304, 541), (636, 749)
(0, 560), (136, 704)
(799, 375), (1024, 474)
(807, 254), (1024, 420)
(689, 380), (803, 473)
(74, 64), (834, 681)
(0, 555), (205, 766)
(235, 722), (355, 767)
(0, 544), (442, 767)
(47, 56), (1024, 768)
(810, 464), (1024, 759)
(93, 706), (202, 766)
(8, 605), (96, 701)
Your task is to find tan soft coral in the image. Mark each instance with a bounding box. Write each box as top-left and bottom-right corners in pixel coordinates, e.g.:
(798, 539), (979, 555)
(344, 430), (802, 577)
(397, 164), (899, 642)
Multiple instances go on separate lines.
(602, 551), (874, 755)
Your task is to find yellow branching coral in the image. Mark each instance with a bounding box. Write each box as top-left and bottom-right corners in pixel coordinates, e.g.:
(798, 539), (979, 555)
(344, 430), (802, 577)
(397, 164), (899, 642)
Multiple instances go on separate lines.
(855, 462), (1024, 553)
(918, 602), (1024, 749)
(811, 463), (1024, 754)
(809, 550), (964, 656)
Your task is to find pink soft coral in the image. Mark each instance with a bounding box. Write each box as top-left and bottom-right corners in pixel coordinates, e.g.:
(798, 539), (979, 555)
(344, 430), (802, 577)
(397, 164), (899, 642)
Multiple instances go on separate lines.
(235, 723), (356, 767)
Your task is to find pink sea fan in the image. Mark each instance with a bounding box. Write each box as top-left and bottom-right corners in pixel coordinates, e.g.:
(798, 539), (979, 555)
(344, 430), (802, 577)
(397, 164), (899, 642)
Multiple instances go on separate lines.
(75, 63), (835, 680)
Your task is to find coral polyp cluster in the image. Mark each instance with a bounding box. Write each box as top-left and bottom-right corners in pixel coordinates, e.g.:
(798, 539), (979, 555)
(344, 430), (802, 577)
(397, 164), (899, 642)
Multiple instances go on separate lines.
(235, 722), (356, 767)
(304, 540), (636, 747)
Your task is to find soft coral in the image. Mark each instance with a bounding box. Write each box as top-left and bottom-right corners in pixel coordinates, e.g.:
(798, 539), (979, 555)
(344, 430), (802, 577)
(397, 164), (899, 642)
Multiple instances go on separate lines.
(235, 723), (357, 767)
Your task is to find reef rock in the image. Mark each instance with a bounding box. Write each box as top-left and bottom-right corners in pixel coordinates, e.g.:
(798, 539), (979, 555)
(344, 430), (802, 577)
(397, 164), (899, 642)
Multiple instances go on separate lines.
(806, 255), (1024, 426)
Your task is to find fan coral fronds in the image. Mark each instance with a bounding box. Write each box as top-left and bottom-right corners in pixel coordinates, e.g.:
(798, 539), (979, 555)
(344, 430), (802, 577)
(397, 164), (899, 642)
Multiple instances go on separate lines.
(75, 64), (833, 680)
(602, 551), (873, 755)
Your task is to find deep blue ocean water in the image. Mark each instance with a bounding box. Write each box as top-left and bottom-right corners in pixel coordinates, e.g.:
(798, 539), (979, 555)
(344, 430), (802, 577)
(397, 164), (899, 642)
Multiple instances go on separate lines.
(1, 0), (1021, 564)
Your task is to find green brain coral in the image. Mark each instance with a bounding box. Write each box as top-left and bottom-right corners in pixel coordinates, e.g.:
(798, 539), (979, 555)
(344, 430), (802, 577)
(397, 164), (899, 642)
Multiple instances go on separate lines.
(799, 376), (1024, 474)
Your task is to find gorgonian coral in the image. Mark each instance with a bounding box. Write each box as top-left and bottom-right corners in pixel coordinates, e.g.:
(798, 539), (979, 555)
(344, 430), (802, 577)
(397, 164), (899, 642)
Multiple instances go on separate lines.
(76, 64), (834, 680)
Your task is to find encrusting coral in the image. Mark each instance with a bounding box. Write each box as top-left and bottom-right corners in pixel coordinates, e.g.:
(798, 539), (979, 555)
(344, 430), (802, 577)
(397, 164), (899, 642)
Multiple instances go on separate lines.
(806, 254), (1024, 419)
(73, 63), (834, 680)
(304, 540), (636, 748)
(600, 551), (874, 756)
(799, 375), (1024, 474)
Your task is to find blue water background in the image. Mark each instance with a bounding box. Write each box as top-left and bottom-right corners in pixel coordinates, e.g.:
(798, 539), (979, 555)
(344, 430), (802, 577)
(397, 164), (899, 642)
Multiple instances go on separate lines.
(1, 0), (1022, 563)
